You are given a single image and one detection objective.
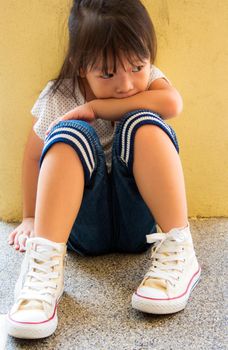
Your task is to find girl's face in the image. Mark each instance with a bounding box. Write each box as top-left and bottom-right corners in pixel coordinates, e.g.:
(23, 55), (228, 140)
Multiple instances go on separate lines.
(81, 53), (151, 100)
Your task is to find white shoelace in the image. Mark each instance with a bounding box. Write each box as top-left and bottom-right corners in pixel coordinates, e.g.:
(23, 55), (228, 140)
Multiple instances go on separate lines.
(18, 242), (62, 306)
(145, 233), (186, 287)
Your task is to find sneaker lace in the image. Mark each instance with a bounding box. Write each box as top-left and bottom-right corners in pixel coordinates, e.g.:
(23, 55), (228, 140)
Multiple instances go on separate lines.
(145, 232), (186, 288)
(18, 242), (62, 306)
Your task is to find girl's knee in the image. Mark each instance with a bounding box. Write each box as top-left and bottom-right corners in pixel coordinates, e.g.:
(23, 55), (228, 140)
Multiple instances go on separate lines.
(40, 122), (98, 186)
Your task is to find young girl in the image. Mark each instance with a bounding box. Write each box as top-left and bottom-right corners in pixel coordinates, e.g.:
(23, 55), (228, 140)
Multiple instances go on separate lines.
(7, 0), (201, 340)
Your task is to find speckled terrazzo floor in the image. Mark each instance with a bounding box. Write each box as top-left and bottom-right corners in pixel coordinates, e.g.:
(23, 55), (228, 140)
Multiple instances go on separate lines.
(0, 218), (227, 350)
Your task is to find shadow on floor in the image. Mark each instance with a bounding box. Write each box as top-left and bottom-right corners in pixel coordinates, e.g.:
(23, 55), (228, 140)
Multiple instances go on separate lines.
(0, 218), (226, 350)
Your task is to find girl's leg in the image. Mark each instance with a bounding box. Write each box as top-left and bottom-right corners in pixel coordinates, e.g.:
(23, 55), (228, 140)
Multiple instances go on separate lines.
(6, 142), (78, 339)
(133, 124), (188, 233)
(111, 110), (200, 315)
(7, 121), (114, 339)
(131, 121), (200, 315)
(36, 119), (113, 255)
(34, 142), (84, 243)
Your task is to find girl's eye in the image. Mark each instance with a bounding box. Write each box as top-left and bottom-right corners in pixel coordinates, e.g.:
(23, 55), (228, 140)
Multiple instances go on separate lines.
(100, 65), (144, 78)
(132, 65), (144, 72)
(100, 72), (114, 79)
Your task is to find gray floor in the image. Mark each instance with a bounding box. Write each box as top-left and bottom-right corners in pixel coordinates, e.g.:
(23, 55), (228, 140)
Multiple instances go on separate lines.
(0, 218), (227, 350)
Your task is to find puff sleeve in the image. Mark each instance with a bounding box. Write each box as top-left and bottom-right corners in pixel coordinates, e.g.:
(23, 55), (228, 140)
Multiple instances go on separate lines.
(30, 81), (80, 141)
(147, 65), (172, 88)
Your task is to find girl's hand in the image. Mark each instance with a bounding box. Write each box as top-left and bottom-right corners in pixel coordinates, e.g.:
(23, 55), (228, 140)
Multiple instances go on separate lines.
(8, 217), (35, 252)
(45, 102), (96, 136)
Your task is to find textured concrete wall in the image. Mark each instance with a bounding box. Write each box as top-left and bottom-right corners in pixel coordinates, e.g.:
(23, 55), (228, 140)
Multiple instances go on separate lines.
(145, 0), (228, 217)
(0, 0), (227, 221)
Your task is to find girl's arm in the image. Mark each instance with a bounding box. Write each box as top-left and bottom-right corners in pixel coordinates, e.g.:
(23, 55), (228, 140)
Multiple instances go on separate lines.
(90, 78), (183, 121)
(46, 79), (183, 134)
(22, 122), (44, 218)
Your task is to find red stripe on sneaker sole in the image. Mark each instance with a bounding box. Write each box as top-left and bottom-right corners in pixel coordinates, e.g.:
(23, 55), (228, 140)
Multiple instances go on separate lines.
(8, 303), (57, 325)
(135, 266), (201, 301)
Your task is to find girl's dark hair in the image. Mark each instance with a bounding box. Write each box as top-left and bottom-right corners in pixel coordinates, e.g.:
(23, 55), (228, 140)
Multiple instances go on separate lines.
(48, 0), (157, 101)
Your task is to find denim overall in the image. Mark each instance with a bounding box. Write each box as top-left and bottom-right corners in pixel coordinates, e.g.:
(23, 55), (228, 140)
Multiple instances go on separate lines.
(40, 109), (179, 256)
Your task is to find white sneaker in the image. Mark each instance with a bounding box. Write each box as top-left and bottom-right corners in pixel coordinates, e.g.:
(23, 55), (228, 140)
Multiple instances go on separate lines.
(132, 222), (201, 314)
(7, 237), (67, 339)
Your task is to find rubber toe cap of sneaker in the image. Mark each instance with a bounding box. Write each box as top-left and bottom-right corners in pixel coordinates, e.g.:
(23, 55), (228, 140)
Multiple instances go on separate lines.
(9, 309), (48, 323)
(136, 286), (168, 299)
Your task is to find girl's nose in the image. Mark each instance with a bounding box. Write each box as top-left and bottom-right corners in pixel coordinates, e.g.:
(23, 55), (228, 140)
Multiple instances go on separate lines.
(116, 77), (134, 94)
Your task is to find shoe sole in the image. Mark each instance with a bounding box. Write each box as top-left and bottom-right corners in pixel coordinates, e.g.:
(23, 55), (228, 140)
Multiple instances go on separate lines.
(6, 312), (58, 339)
(132, 266), (201, 314)
(6, 289), (64, 339)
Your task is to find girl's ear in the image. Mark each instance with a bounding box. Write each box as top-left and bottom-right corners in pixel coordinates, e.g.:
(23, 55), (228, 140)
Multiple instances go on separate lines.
(79, 68), (86, 78)
(69, 57), (86, 77)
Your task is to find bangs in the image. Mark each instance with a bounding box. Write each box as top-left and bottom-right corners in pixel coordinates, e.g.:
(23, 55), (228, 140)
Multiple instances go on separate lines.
(88, 46), (149, 74)
(78, 13), (151, 74)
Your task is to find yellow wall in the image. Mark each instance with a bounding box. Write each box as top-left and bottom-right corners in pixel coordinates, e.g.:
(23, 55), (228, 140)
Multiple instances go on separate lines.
(0, 0), (227, 221)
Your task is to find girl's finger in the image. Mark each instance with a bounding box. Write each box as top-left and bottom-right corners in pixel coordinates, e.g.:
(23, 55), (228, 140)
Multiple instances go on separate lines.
(19, 235), (27, 252)
(46, 127), (52, 134)
(8, 230), (17, 244)
(14, 231), (24, 249)
(19, 230), (34, 251)
(46, 118), (63, 135)
(24, 229), (32, 238)
(46, 125), (55, 135)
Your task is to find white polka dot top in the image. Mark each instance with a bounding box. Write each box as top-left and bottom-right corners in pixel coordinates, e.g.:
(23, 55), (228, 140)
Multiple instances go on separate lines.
(31, 65), (170, 173)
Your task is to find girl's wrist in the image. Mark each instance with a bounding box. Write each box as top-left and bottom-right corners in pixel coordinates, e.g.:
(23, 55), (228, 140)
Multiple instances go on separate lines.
(88, 100), (99, 120)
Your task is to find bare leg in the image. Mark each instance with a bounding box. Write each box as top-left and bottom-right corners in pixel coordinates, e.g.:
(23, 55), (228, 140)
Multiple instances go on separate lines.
(34, 143), (84, 243)
(133, 125), (188, 233)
